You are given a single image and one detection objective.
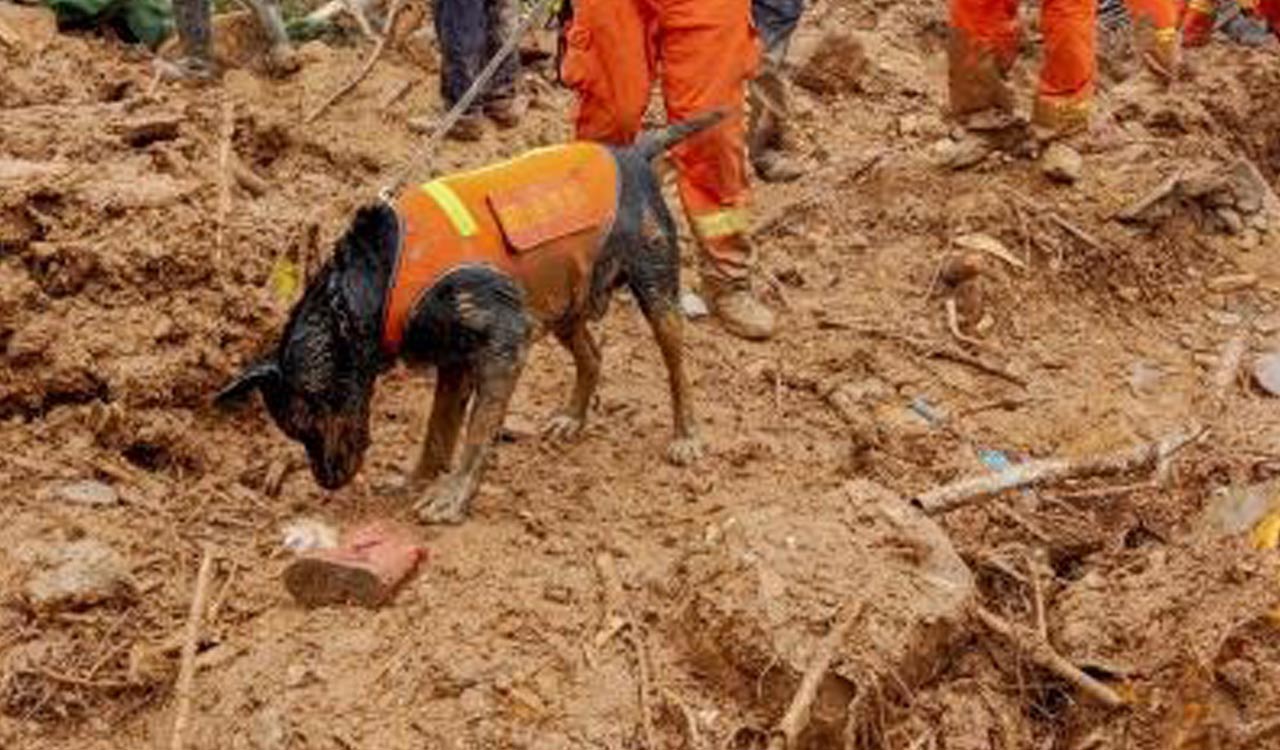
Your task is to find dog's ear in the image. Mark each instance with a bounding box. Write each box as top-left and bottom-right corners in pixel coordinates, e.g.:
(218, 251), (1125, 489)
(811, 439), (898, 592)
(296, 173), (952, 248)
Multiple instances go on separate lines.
(214, 358), (282, 409)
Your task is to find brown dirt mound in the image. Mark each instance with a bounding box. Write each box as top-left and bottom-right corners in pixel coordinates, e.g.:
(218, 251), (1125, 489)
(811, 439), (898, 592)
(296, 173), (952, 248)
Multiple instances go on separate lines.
(3, 4), (1280, 750)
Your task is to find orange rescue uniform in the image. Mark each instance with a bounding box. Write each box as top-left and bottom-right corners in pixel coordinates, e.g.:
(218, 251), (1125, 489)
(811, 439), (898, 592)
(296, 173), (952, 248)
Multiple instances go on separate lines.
(559, 0), (759, 282)
(383, 143), (619, 355)
(1125, 0), (1179, 71)
(949, 0), (1097, 134)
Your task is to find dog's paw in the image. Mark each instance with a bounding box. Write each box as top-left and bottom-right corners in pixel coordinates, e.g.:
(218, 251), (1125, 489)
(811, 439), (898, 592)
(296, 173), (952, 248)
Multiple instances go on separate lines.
(543, 413), (586, 442)
(666, 436), (704, 467)
(414, 480), (471, 525)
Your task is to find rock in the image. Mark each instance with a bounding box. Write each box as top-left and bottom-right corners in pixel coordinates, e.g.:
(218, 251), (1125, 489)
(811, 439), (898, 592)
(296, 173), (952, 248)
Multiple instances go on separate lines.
(1216, 207), (1245, 235)
(0, 3), (57, 52)
(1228, 159), (1270, 215)
(930, 137), (990, 171)
(1206, 310), (1243, 327)
(847, 231), (870, 250)
(41, 480), (119, 507)
(1253, 352), (1280, 396)
(18, 539), (134, 612)
(940, 252), (985, 286)
(1207, 273), (1258, 293)
(673, 481), (974, 744)
(680, 290), (709, 319)
(1199, 480), (1280, 538)
(791, 31), (869, 96)
(1041, 143), (1083, 184)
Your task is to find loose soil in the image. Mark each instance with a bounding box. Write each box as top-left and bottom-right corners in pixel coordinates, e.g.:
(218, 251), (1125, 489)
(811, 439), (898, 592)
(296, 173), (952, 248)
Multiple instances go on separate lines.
(3, 1), (1280, 749)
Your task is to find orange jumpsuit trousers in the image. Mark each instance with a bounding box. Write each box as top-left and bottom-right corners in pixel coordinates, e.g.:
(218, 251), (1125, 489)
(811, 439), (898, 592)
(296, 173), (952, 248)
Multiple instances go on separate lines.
(949, 0), (1097, 135)
(1125, 0), (1179, 71)
(560, 0), (760, 282)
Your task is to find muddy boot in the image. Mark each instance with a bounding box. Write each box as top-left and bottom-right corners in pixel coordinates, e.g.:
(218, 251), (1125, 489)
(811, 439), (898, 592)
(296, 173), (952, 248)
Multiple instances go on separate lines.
(265, 42), (301, 77)
(446, 113), (486, 141)
(484, 97), (524, 130)
(753, 149), (804, 183)
(703, 277), (777, 341)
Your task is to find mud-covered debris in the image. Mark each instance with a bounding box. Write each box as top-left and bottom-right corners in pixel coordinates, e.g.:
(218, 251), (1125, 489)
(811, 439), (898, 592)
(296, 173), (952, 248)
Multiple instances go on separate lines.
(1199, 480), (1280, 538)
(1041, 142), (1083, 184)
(674, 480), (974, 745)
(0, 3), (57, 52)
(40, 480), (120, 507)
(17, 539), (135, 612)
(790, 30), (869, 96)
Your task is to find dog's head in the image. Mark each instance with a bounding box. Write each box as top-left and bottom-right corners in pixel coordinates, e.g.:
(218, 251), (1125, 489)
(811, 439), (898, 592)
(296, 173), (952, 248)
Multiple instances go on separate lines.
(216, 206), (397, 490)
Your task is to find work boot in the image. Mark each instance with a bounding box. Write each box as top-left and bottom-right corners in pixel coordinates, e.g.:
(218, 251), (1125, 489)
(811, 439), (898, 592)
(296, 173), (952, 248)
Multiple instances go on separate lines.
(752, 149), (804, 183)
(703, 278), (777, 341)
(484, 97), (524, 130)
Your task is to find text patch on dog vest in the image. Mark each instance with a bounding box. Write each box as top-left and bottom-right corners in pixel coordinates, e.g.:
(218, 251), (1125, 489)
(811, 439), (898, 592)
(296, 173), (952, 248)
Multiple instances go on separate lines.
(487, 171), (597, 252)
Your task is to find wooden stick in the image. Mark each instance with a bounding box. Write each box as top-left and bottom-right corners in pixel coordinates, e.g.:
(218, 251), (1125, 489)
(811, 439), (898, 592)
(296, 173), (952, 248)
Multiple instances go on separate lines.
(1211, 334), (1247, 402)
(214, 96), (235, 263)
(379, 78), (416, 111)
(913, 427), (1200, 514)
(169, 547), (216, 750)
(232, 160), (269, 198)
(975, 606), (1124, 708)
(927, 347), (1027, 388)
(1047, 213), (1105, 253)
(305, 0), (407, 124)
(768, 606), (863, 750)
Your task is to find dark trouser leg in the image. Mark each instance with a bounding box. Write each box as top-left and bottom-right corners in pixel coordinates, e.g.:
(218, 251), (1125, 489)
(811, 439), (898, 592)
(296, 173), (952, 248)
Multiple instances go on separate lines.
(171, 0), (212, 63)
(433, 0), (488, 111)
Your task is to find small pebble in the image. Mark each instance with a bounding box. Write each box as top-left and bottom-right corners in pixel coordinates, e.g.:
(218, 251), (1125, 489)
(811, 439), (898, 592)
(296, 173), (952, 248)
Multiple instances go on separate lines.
(1041, 143), (1083, 184)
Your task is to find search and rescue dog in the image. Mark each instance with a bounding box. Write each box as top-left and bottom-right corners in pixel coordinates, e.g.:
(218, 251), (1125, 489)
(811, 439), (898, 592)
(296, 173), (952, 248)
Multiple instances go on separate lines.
(216, 112), (725, 523)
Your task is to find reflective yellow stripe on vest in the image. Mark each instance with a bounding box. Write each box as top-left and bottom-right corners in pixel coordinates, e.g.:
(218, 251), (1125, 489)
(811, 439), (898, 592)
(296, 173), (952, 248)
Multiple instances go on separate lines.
(422, 180), (478, 237)
(691, 207), (750, 239)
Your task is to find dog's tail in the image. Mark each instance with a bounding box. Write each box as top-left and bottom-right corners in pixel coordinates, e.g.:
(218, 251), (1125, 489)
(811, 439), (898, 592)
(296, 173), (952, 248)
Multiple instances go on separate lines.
(633, 109), (729, 162)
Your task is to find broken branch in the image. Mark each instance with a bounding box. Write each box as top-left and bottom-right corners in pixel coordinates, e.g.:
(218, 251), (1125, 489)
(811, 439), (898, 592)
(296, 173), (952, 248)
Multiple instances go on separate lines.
(768, 606), (863, 750)
(913, 427), (1202, 514)
(169, 547), (216, 750)
(975, 606), (1124, 708)
(305, 0), (407, 124)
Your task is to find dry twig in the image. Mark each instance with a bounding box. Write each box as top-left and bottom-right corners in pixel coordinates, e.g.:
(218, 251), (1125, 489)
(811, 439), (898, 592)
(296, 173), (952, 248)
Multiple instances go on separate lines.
(914, 426), (1203, 514)
(306, 0), (407, 124)
(169, 548), (216, 750)
(215, 96), (235, 262)
(975, 606), (1123, 708)
(767, 606), (863, 750)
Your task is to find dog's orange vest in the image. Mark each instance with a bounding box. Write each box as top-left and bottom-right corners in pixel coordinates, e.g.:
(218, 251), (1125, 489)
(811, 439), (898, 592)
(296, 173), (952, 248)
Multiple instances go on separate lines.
(383, 143), (620, 355)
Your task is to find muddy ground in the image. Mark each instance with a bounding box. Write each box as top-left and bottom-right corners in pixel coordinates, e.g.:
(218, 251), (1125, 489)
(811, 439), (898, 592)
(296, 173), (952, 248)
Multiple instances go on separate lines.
(3, 0), (1280, 748)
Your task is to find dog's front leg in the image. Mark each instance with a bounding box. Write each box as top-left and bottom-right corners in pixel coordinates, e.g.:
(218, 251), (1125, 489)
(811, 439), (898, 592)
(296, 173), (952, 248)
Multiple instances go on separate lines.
(412, 365), (473, 485)
(544, 321), (601, 441)
(415, 351), (525, 524)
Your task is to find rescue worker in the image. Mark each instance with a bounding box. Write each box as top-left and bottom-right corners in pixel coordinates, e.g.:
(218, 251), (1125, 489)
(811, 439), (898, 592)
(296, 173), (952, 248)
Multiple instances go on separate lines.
(560, 0), (777, 341)
(949, 0), (1098, 137)
(1125, 0), (1180, 74)
(1182, 0), (1280, 44)
(424, 0), (523, 141)
(749, 0), (805, 183)
(171, 0), (297, 78)
(1098, 0), (1180, 78)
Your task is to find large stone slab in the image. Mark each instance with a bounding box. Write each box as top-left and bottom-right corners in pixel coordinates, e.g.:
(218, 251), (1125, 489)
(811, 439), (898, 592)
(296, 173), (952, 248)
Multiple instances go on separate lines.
(672, 480), (974, 745)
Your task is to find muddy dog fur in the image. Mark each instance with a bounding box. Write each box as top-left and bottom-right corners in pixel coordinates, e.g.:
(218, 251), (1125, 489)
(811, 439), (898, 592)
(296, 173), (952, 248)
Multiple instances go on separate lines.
(216, 113), (723, 523)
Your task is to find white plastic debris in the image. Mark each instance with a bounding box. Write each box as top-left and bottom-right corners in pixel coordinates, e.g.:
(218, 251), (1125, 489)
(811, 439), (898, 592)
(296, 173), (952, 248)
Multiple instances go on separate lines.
(281, 518), (340, 552)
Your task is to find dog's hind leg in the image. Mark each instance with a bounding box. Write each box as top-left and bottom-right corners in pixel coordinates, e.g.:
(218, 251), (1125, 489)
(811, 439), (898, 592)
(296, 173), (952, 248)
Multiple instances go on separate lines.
(415, 349), (526, 524)
(627, 230), (702, 466)
(544, 321), (601, 441)
(412, 364), (473, 484)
